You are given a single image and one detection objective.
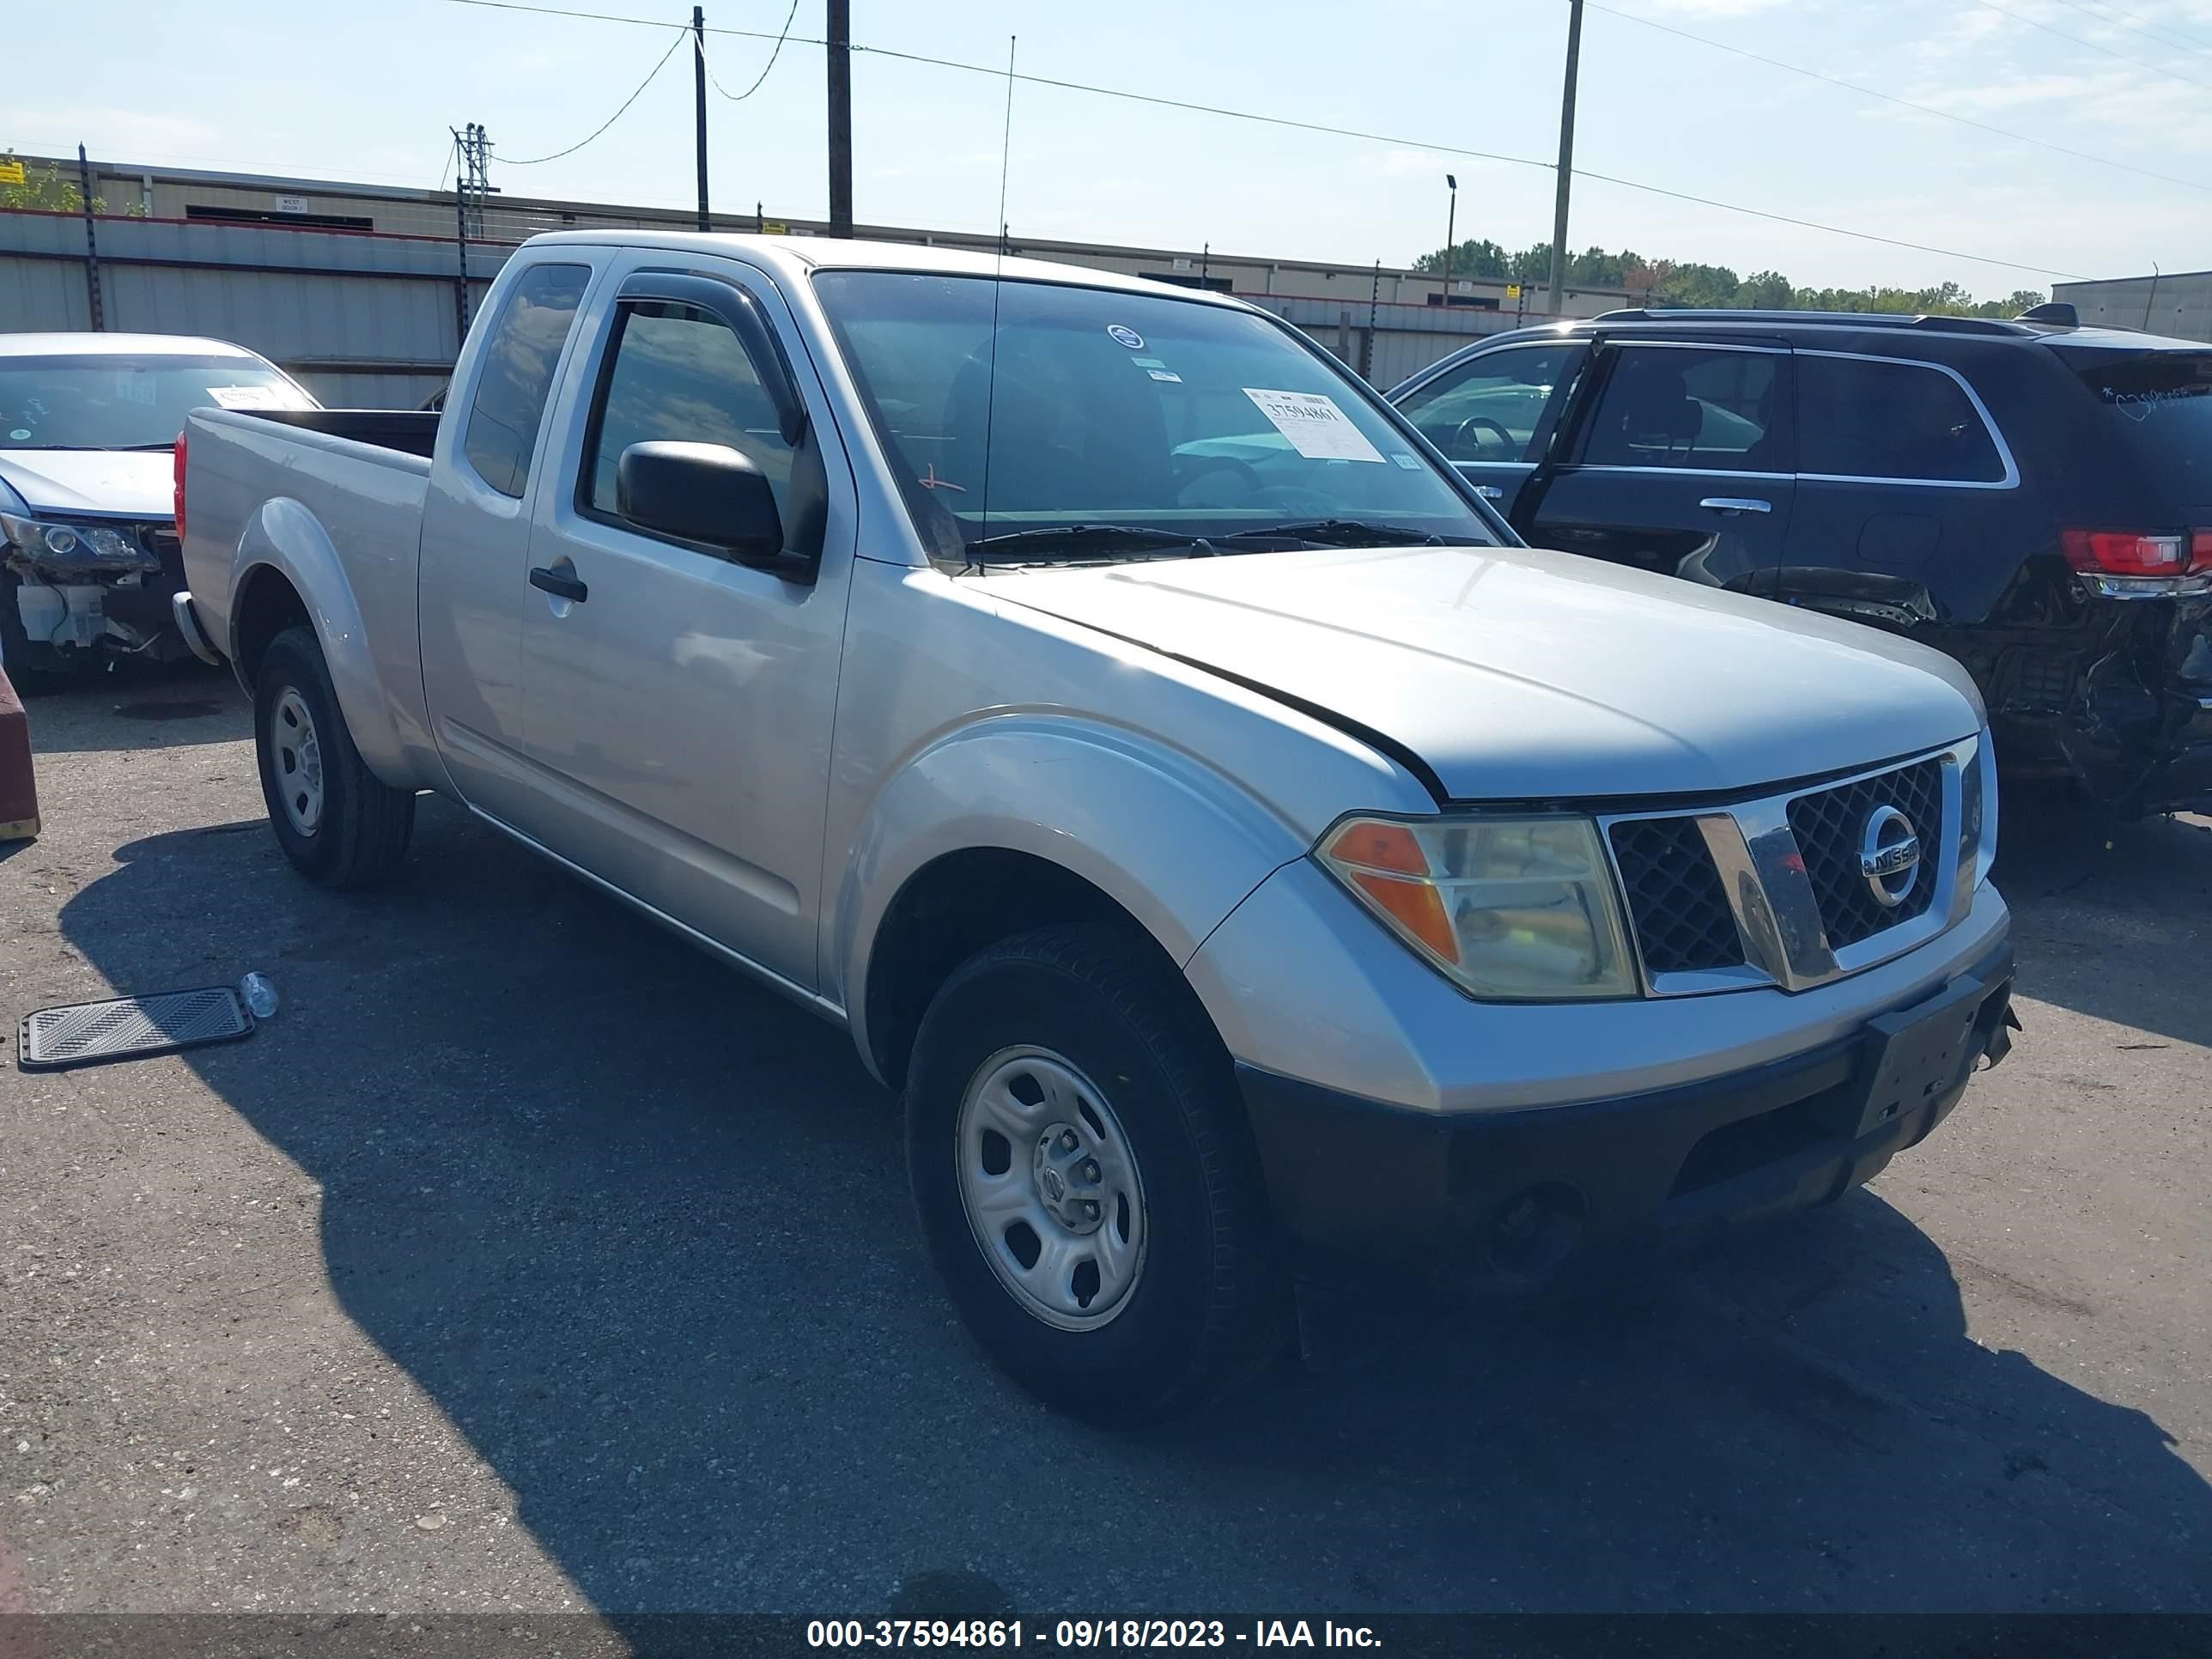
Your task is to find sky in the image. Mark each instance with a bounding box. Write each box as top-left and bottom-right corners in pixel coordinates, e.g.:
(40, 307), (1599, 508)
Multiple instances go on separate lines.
(8, 0), (2212, 298)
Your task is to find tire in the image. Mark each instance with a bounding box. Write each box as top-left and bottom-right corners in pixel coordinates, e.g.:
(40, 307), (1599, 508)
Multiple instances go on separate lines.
(253, 625), (414, 889)
(906, 922), (1291, 1426)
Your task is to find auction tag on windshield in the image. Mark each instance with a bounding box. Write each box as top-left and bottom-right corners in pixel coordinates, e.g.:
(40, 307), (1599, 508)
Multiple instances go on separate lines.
(1242, 388), (1384, 463)
(206, 385), (300, 410)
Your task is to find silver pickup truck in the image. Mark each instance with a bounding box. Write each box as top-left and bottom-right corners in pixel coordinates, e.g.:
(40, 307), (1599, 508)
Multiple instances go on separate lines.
(179, 233), (2016, 1424)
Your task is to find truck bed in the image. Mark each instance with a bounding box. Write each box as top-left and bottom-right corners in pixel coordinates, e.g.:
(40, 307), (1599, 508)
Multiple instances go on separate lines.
(178, 405), (436, 754)
(236, 407), (441, 459)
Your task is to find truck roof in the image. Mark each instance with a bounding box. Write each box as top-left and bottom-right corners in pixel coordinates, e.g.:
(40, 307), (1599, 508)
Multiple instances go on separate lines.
(0, 331), (266, 359)
(518, 229), (1254, 308)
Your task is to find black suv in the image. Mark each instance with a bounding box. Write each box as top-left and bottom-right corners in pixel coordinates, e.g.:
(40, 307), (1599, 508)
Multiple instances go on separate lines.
(1388, 307), (2212, 814)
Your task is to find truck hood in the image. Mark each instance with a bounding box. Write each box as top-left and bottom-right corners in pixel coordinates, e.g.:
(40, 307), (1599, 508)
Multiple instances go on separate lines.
(995, 544), (1983, 802)
(0, 450), (173, 520)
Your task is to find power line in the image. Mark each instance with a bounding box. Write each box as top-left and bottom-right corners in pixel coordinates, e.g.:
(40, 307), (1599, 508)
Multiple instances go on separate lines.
(850, 38), (2087, 277)
(1587, 0), (2212, 197)
(414, 0), (2086, 277)
(704, 0), (800, 100)
(1964, 0), (2212, 93)
(2037, 0), (2212, 57)
(500, 25), (688, 164)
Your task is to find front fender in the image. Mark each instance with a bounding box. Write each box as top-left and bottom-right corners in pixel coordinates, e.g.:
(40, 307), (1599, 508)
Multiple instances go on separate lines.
(230, 500), (416, 786)
(832, 713), (1312, 1075)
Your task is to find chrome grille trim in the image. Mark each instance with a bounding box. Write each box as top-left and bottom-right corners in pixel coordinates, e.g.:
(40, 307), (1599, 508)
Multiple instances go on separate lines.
(1599, 737), (1978, 998)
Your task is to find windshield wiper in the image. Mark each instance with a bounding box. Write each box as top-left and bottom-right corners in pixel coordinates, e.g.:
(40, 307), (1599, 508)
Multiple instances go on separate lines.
(8, 442), (176, 452)
(963, 524), (1216, 562)
(1212, 519), (1449, 548)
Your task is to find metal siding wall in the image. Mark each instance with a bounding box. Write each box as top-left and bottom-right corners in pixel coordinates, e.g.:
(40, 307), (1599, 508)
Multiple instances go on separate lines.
(0, 256), (92, 331)
(295, 371), (450, 409)
(1367, 329), (1465, 388)
(2052, 275), (2212, 345)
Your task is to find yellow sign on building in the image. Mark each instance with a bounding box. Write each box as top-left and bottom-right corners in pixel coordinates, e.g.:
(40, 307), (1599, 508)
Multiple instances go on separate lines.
(0, 160), (28, 186)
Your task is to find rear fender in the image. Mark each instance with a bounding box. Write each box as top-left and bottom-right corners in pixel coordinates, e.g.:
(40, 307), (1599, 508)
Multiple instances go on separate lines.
(230, 499), (416, 787)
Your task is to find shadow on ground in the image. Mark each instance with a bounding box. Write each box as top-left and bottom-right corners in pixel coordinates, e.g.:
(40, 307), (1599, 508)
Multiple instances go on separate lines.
(15, 659), (245, 754)
(48, 793), (2212, 1614)
(1993, 780), (2212, 1050)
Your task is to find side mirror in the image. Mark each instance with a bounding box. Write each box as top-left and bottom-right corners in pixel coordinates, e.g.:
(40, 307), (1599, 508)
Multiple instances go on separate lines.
(616, 441), (787, 569)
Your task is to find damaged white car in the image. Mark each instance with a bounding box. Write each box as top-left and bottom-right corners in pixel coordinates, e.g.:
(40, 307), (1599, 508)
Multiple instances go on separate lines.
(0, 333), (316, 687)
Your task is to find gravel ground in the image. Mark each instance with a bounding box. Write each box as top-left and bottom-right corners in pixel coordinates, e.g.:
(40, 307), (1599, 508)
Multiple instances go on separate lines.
(0, 665), (2206, 1624)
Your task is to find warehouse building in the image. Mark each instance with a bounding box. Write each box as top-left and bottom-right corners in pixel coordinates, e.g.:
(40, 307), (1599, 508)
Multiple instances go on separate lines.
(2051, 270), (2212, 344)
(2, 155), (1632, 405)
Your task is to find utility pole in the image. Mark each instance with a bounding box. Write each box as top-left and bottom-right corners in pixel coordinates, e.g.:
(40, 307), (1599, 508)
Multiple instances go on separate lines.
(826, 0), (853, 235)
(451, 127), (471, 347)
(1366, 259), (1380, 380)
(450, 124), (490, 343)
(76, 144), (105, 331)
(692, 7), (710, 231)
(1441, 173), (1457, 303)
(1547, 0), (1585, 318)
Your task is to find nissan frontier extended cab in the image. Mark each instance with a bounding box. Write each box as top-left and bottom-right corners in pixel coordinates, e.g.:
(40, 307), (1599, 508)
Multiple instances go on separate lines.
(178, 234), (2016, 1425)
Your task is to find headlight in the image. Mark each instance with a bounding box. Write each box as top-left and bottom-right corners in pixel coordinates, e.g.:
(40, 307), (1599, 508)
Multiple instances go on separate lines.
(0, 511), (158, 572)
(1319, 814), (1638, 1000)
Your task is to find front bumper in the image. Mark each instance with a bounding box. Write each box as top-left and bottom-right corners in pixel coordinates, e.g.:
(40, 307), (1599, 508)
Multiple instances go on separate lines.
(1236, 940), (2014, 1286)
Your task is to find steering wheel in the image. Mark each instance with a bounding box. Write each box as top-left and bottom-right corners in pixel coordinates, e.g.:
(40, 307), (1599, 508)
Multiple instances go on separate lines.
(1452, 416), (1516, 458)
(1173, 453), (1263, 504)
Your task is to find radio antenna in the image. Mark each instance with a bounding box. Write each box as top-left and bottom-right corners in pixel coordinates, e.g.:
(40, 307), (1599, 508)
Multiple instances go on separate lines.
(969, 34), (1017, 571)
(996, 35), (1017, 255)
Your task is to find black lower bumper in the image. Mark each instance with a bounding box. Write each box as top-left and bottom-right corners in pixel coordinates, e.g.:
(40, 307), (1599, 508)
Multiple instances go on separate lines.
(1237, 942), (2016, 1291)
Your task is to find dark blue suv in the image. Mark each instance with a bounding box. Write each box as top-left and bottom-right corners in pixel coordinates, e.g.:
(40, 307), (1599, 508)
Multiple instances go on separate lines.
(1389, 307), (2212, 815)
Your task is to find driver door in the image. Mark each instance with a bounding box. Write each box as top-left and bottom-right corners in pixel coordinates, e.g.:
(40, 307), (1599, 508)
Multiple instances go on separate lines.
(1393, 340), (1588, 516)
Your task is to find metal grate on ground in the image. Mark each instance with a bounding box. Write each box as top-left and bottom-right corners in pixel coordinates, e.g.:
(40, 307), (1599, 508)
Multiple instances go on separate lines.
(18, 987), (253, 1072)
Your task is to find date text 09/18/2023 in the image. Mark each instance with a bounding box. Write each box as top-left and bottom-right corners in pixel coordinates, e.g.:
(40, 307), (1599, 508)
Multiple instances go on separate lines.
(805, 1619), (1382, 1649)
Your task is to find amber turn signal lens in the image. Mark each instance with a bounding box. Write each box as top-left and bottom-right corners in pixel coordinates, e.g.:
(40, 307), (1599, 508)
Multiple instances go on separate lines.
(1346, 871), (1461, 964)
(1326, 819), (1431, 876)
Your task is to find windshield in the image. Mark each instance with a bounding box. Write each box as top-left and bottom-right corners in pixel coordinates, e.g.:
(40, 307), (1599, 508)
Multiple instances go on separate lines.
(0, 353), (316, 451)
(812, 272), (1498, 564)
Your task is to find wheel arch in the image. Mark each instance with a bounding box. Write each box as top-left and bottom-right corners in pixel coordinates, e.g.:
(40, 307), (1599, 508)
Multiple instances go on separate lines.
(836, 715), (1310, 1091)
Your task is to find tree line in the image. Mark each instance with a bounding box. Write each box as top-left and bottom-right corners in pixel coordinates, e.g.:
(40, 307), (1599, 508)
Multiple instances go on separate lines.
(1412, 238), (2045, 319)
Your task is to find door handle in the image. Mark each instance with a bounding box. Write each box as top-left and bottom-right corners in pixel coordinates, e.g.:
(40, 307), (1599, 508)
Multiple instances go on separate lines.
(1474, 484), (1504, 501)
(1698, 497), (1772, 516)
(529, 566), (588, 603)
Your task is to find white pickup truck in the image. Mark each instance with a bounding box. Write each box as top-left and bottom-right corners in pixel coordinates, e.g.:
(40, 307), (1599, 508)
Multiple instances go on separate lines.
(179, 233), (2016, 1424)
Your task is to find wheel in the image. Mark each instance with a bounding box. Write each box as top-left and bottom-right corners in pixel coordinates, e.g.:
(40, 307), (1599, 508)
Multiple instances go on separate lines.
(253, 625), (414, 889)
(906, 923), (1291, 1425)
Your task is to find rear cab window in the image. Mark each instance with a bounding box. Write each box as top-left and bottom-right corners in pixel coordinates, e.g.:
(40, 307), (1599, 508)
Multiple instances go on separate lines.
(1796, 353), (2009, 485)
(463, 262), (592, 497)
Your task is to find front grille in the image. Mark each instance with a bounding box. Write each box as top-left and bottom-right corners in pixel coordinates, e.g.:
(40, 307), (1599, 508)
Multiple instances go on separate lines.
(1608, 816), (1744, 975)
(1786, 759), (1944, 950)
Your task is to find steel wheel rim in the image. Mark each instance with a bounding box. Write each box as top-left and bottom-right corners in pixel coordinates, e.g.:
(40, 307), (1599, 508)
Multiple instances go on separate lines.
(271, 686), (325, 836)
(955, 1046), (1148, 1332)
